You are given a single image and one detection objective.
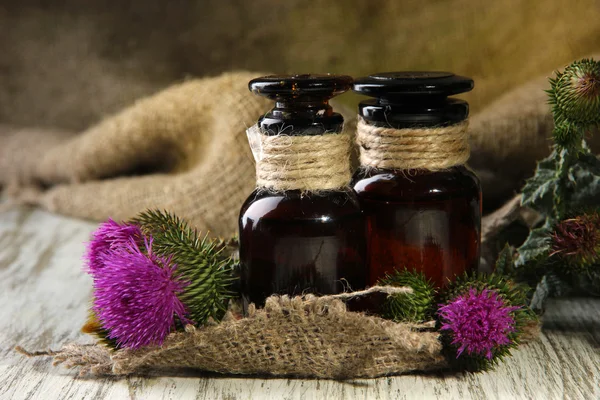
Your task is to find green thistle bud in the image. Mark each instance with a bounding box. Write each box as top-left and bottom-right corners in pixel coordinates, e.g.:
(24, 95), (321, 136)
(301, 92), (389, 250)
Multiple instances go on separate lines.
(549, 59), (600, 126)
(378, 269), (436, 323)
(131, 210), (236, 326)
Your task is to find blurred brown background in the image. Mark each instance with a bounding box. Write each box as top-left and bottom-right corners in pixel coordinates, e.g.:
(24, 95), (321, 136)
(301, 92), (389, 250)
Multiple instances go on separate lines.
(1, 0), (599, 131)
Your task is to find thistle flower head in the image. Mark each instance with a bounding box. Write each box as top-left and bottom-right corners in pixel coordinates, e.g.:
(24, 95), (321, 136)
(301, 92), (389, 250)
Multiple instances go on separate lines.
(85, 219), (142, 272)
(92, 237), (191, 349)
(549, 59), (600, 126)
(551, 212), (600, 268)
(439, 288), (520, 359)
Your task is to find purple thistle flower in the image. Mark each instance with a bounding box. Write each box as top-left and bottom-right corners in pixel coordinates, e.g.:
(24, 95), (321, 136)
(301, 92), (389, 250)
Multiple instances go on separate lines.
(92, 237), (191, 349)
(85, 219), (143, 273)
(439, 289), (520, 359)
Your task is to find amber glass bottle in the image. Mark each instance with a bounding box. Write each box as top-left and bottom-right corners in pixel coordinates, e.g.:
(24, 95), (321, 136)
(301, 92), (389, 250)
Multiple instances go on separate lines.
(239, 74), (367, 309)
(351, 72), (481, 287)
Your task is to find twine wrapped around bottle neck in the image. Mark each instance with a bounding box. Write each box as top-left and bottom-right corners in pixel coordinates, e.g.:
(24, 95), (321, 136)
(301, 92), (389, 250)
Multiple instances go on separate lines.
(356, 117), (470, 171)
(247, 124), (352, 191)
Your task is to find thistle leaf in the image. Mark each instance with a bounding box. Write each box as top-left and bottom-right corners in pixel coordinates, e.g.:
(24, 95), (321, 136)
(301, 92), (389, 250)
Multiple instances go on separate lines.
(528, 272), (573, 312)
(568, 147), (600, 209)
(495, 244), (516, 276)
(516, 225), (552, 268)
(528, 275), (550, 313)
(521, 152), (559, 216)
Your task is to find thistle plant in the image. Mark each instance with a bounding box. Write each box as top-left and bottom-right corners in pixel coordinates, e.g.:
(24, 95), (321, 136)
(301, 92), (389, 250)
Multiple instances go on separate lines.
(516, 58), (600, 309)
(83, 210), (236, 349)
(437, 273), (534, 372)
(378, 269), (436, 323)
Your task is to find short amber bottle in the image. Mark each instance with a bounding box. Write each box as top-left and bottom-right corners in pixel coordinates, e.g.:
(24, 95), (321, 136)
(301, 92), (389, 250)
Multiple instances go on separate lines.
(239, 74), (367, 309)
(351, 72), (481, 287)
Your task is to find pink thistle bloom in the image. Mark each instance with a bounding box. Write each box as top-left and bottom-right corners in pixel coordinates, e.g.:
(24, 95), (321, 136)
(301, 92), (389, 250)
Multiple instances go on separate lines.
(439, 289), (520, 359)
(85, 219), (143, 273)
(92, 238), (191, 349)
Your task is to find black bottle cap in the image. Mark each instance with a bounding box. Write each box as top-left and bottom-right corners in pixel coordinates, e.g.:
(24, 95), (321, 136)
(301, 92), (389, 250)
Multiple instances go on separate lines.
(353, 72), (474, 128)
(249, 74), (353, 135)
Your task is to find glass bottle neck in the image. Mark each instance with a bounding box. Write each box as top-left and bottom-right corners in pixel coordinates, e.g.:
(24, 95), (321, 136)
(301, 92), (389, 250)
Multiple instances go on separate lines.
(259, 99), (344, 135)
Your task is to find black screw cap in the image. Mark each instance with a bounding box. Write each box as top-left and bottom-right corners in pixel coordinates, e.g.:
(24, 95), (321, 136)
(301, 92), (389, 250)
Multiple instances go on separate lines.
(249, 74), (353, 100)
(352, 71), (474, 128)
(353, 72), (473, 99)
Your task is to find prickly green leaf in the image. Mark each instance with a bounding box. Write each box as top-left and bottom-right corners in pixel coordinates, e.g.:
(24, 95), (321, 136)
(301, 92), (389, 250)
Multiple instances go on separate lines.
(528, 275), (550, 312)
(528, 272), (573, 312)
(495, 244), (516, 276)
(521, 152), (559, 216)
(568, 148), (600, 209)
(516, 225), (552, 268)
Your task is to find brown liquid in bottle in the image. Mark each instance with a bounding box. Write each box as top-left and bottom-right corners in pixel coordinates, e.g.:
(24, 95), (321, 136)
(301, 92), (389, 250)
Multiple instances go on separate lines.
(240, 74), (367, 309)
(351, 72), (481, 287)
(352, 166), (481, 287)
(239, 189), (366, 306)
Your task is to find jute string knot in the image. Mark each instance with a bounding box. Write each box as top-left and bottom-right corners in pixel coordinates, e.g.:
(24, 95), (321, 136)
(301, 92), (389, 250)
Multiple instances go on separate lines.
(356, 117), (470, 171)
(247, 124), (352, 191)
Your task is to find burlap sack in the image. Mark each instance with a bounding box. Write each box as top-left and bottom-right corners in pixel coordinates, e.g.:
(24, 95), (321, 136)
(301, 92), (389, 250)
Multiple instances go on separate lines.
(27, 294), (447, 379)
(2, 60), (600, 236)
(0, 72), (271, 237)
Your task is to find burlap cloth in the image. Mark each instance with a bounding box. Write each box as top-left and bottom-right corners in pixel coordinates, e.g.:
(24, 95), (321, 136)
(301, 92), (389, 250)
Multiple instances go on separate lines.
(18, 291), (542, 379)
(23, 294), (447, 379)
(1, 60), (600, 237)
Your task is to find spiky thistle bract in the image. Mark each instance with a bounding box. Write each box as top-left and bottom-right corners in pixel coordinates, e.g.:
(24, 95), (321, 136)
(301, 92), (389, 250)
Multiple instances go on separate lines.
(378, 269), (436, 323)
(131, 210), (236, 326)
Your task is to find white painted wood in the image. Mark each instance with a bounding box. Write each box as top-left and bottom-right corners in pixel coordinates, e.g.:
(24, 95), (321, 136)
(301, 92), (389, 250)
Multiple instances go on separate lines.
(0, 207), (598, 400)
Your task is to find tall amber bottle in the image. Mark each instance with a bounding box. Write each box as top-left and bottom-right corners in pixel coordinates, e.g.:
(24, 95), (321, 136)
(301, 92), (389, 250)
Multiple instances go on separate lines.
(351, 72), (481, 287)
(239, 74), (367, 309)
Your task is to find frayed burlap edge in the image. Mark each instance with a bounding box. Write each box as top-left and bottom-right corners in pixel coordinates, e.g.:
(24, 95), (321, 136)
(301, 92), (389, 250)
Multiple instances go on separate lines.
(16, 289), (542, 380)
(17, 291), (449, 380)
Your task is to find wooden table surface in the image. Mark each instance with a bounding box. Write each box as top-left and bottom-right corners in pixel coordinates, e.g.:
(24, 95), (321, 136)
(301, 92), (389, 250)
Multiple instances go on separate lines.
(0, 207), (599, 400)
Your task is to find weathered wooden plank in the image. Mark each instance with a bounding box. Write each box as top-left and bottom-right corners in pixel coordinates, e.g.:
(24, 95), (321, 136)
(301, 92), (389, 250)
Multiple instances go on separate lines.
(0, 207), (598, 400)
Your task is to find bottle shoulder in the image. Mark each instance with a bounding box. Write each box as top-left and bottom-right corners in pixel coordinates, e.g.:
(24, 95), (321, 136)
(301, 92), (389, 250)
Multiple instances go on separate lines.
(351, 166), (480, 201)
(239, 188), (362, 222)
